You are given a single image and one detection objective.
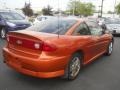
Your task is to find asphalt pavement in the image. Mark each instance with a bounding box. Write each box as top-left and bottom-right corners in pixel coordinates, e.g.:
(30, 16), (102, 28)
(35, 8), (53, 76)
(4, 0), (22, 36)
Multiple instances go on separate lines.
(0, 37), (120, 90)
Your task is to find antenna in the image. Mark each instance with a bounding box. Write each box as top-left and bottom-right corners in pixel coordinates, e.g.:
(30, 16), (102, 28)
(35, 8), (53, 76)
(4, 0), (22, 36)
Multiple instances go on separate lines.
(57, 0), (60, 38)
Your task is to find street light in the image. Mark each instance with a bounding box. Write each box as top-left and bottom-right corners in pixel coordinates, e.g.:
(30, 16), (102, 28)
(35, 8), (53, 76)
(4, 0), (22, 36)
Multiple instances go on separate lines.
(72, 0), (75, 16)
(113, 0), (117, 17)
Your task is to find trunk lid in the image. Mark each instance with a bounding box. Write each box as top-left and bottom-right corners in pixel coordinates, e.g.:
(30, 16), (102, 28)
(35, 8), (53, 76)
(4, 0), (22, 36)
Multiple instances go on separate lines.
(7, 30), (58, 58)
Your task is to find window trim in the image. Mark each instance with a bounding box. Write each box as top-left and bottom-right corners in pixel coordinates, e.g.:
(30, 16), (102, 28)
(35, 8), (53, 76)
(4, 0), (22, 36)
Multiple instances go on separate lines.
(85, 21), (104, 36)
(72, 22), (91, 35)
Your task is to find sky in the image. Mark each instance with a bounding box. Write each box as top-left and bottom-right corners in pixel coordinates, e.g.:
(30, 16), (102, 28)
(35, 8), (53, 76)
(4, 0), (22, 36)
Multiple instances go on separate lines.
(0, 0), (120, 13)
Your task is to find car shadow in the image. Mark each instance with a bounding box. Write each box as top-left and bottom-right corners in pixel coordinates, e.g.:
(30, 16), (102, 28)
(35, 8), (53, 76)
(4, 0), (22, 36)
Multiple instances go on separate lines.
(6, 69), (72, 89)
(113, 34), (120, 37)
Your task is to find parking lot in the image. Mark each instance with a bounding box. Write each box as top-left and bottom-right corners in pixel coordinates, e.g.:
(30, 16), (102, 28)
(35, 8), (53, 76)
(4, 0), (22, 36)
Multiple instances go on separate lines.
(0, 37), (119, 90)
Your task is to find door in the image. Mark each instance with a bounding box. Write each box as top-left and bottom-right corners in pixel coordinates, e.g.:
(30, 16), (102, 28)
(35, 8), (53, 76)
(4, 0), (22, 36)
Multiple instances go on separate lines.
(86, 21), (107, 55)
(73, 22), (99, 63)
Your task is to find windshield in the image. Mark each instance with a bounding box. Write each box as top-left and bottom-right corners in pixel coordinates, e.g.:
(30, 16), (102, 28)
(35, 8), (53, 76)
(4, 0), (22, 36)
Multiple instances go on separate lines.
(28, 18), (77, 35)
(105, 19), (120, 24)
(0, 12), (25, 20)
(87, 18), (98, 23)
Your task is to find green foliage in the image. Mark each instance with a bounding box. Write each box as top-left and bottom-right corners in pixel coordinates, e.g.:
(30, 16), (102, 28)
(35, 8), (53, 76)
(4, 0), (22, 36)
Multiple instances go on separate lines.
(68, 0), (95, 16)
(107, 11), (114, 14)
(42, 5), (53, 16)
(115, 3), (120, 15)
(22, 2), (33, 17)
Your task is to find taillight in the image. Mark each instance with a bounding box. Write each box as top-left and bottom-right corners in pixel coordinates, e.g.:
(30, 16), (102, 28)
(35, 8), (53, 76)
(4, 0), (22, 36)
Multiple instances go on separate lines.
(6, 35), (9, 42)
(42, 43), (57, 52)
(34, 43), (41, 49)
(7, 35), (43, 50)
(7, 35), (57, 52)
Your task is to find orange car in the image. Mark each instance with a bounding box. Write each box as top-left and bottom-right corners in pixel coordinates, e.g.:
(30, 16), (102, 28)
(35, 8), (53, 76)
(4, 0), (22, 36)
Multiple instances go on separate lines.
(3, 18), (114, 80)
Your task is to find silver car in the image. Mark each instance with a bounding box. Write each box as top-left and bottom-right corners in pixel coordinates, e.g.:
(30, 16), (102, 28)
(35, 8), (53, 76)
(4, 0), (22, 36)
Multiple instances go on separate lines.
(105, 18), (120, 35)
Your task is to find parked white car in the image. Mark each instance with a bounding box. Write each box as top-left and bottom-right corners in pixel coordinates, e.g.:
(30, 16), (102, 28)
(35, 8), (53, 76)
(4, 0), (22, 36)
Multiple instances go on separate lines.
(33, 16), (55, 25)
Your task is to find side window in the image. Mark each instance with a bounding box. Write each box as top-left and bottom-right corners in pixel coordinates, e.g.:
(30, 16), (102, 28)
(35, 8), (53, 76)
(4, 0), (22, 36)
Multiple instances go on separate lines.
(86, 21), (103, 36)
(41, 17), (46, 21)
(37, 17), (42, 21)
(0, 16), (2, 21)
(73, 23), (91, 35)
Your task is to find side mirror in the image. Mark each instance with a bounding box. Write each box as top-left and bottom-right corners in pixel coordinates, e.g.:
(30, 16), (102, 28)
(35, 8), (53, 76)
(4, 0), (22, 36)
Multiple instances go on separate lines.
(101, 29), (105, 34)
(105, 30), (110, 34)
(102, 30), (110, 34)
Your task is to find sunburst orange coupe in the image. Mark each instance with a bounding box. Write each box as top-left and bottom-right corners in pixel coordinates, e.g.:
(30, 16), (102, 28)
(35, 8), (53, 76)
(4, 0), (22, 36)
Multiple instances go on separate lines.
(3, 18), (114, 80)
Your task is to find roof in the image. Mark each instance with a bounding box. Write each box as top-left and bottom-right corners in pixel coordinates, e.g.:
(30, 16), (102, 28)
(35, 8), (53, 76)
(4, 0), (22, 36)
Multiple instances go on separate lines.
(0, 9), (12, 12)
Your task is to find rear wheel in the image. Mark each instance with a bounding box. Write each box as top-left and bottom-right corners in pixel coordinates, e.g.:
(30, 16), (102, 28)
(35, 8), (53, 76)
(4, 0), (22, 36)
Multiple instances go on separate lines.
(0, 27), (6, 39)
(63, 53), (83, 80)
(105, 42), (113, 56)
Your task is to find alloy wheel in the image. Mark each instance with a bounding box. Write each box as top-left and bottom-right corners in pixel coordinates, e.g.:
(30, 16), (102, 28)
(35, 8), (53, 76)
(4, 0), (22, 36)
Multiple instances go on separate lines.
(70, 57), (81, 78)
(108, 42), (113, 54)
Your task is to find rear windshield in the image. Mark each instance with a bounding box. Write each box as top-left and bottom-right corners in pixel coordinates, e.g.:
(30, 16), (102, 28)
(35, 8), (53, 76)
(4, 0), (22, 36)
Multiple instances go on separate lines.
(28, 18), (77, 35)
(105, 19), (120, 24)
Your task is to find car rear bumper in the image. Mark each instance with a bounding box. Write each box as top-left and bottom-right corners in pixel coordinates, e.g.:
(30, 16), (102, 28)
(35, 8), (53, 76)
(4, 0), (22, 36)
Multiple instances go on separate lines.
(112, 33), (120, 35)
(111, 30), (120, 35)
(3, 47), (70, 78)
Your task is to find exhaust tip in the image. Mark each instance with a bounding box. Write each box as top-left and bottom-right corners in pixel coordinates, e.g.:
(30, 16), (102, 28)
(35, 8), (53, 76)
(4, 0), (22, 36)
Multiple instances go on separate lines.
(3, 60), (6, 63)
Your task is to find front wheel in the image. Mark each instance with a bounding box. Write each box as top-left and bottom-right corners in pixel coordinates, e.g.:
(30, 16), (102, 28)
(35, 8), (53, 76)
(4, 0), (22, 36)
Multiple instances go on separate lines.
(105, 42), (113, 56)
(0, 28), (6, 39)
(63, 53), (83, 80)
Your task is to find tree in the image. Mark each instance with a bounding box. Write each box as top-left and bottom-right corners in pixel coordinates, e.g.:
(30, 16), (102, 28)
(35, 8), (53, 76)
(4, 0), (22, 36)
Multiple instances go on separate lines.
(68, 0), (95, 16)
(115, 3), (120, 17)
(68, 0), (81, 16)
(42, 5), (53, 16)
(107, 11), (114, 14)
(22, 2), (33, 17)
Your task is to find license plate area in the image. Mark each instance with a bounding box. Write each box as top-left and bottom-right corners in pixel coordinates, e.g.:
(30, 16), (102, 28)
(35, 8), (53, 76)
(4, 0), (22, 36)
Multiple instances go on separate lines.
(6, 53), (21, 66)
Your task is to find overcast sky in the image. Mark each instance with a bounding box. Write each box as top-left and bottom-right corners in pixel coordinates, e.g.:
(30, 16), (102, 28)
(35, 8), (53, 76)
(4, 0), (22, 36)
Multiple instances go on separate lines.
(0, 0), (120, 13)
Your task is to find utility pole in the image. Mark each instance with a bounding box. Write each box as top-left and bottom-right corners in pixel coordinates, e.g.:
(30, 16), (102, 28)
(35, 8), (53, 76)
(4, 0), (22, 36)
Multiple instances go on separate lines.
(98, 5), (101, 17)
(72, 0), (76, 16)
(72, 6), (75, 16)
(113, 0), (116, 18)
(29, 0), (31, 6)
(72, 0), (75, 16)
(101, 0), (104, 17)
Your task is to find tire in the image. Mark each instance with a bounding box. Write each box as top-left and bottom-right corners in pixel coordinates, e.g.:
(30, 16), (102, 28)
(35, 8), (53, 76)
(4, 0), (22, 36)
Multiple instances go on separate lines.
(63, 53), (83, 80)
(0, 27), (6, 39)
(105, 41), (113, 56)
